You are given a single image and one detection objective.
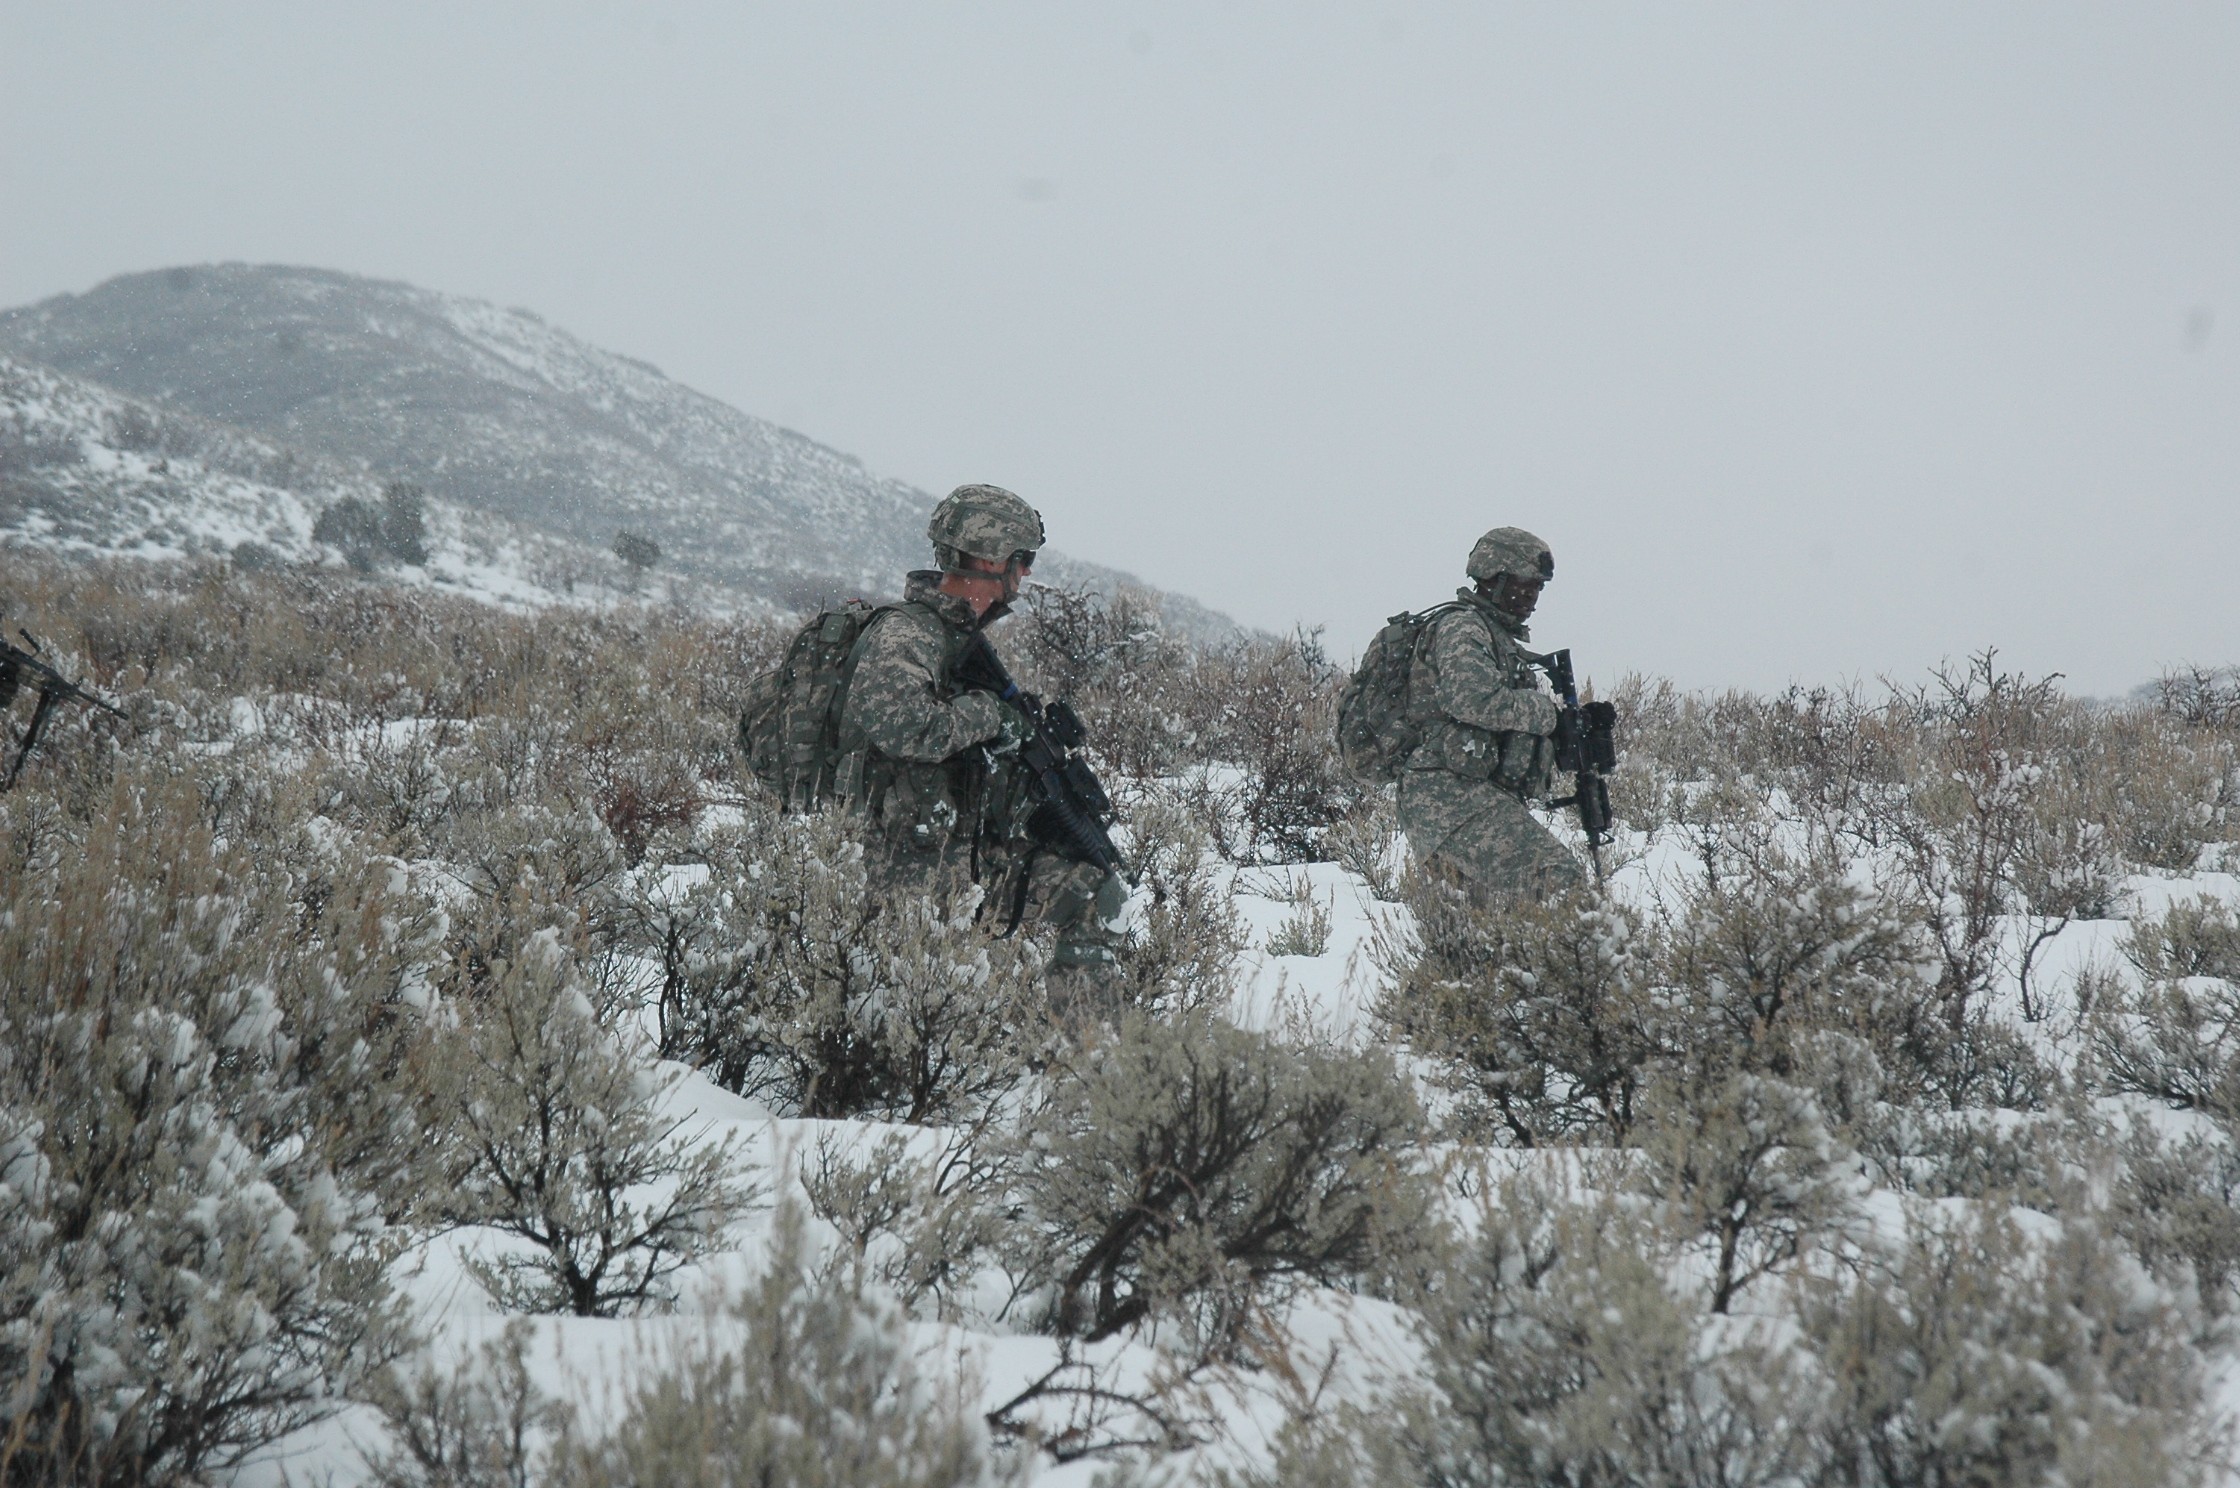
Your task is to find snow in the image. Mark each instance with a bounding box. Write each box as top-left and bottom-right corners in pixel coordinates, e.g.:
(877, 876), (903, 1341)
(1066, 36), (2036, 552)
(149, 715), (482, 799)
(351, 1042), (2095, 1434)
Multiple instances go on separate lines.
(2, 541), (2229, 1482)
(213, 814), (2237, 1482)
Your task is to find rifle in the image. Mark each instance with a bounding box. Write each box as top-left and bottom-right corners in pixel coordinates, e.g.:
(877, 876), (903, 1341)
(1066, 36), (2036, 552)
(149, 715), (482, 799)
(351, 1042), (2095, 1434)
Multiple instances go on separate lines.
(953, 631), (1135, 885)
(1528, 648), (1618, 881)
(1, 625), (127, 790)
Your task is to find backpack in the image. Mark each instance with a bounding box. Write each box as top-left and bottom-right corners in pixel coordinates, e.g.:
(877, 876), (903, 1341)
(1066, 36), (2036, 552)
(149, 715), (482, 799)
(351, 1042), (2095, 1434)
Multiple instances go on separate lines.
(1334, 602), (1466, 783)
(737, 600), (895, 811)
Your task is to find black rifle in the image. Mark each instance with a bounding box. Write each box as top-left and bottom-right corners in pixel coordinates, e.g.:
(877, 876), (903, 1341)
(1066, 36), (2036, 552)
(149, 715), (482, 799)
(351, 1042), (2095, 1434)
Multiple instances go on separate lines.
(953, 631), (1134, 885)
(1, 625), (127, 790)
(1529, 648), (1618, 880)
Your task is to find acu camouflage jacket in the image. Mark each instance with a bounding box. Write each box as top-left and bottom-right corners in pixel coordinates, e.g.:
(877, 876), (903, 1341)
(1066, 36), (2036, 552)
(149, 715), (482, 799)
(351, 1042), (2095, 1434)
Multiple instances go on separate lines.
(833, 571), (1024, 854)
(1405, 587), (1561, 798)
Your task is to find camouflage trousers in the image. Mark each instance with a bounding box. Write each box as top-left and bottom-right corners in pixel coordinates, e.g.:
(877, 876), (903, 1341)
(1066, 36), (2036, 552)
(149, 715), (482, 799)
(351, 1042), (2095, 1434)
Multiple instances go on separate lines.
(867, 838), (1127, 974)
(1397, 768), (1587, 903)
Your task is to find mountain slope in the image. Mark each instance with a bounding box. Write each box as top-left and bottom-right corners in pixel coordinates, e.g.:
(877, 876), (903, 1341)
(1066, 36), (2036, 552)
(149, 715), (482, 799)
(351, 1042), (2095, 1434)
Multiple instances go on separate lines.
(0, 265), (929, 604)
(0, 264), (1226, 630)
(0, 352), (663, 608)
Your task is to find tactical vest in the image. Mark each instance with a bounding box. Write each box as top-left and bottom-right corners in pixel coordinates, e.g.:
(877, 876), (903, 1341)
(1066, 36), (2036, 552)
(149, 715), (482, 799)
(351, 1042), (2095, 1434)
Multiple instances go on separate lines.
(1409, 600), (1557, 799)
(832, 603), (1029, 858)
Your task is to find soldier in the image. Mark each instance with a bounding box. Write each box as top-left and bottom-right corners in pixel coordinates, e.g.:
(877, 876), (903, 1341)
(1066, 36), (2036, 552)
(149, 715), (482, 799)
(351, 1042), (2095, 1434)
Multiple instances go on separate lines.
(832, 483), (1128, 984)
(1397, 526), (1589, 902)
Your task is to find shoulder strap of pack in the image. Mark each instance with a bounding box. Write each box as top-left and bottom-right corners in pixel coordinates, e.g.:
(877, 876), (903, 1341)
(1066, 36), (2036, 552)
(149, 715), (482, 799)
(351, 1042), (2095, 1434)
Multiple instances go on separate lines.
(1409, 599), (1473, 649)
(831, 601), (908, 702)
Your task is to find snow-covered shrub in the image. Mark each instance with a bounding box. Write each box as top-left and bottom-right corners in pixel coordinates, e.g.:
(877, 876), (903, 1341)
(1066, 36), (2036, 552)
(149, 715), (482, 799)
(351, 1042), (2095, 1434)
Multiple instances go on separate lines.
(362, 1320), (567, 1488)
(551, 1202), (1001, 1488)
(801, 1127), (1004, 1324)
(2126, 894), (2240, 986)
(1869, 654), (2076, 1021)
(1854, 1106), (2078, 1209)
(2155, 665), (2240, 734)
(332, 715), (464, 852)
(1797, 1204), (2221, 1488)
(1656, 841), (1947, 1103)
(1376, 878), (1660, 1146)
(1323, 786), (1402, 901)
(570, 684), (712, 867)
(2093, 897), (2240, 1120)
(435, 802), (629, 1005)
(1189, 629), (1357, 865)
(1205, 1410), (1413, 1488)
(2085, 709), (2236, 873)
(0, 781), (410, 1486)
(2107, 1119), (2240, 1325)
(1003, 1011), (1429, 1353)
(636, 809), (1046, 1123)
(1110, 792), (1251, 1020)
(1635, 1072), (1858, 1314)
(1015, 580), (1197, 784)
(1392, 1173), (1823, 1488)
(1263, 871), (1333, 959)
(1656, 822), (2057, 1113)
(1311, 1179), (2220, 1488)
(430, 935), (758, 1316)
(1600, 677), (1892, 846)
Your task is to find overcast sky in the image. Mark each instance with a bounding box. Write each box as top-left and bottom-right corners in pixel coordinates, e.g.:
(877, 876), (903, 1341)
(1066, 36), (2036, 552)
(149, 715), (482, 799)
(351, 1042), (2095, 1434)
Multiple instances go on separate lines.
(4, 3), (2234, 694)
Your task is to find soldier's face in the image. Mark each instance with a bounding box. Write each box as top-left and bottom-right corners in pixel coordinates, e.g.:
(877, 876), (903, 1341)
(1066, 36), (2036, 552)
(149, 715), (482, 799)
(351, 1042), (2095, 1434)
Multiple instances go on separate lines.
(945, 552), (1032, 615)
(1493, 574), (1543, 619)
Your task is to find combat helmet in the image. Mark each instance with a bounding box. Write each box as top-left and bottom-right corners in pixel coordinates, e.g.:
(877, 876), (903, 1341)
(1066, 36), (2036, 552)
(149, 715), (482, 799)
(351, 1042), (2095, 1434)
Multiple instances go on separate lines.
(1466, 527), (1554, 586)
(927, 484), (1046, 572)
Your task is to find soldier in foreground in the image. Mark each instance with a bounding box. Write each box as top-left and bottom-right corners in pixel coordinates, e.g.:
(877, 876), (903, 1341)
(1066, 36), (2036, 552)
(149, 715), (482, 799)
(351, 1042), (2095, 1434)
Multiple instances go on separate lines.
(1343, 527), (1592, 902)
(831, 484), (1128, 985)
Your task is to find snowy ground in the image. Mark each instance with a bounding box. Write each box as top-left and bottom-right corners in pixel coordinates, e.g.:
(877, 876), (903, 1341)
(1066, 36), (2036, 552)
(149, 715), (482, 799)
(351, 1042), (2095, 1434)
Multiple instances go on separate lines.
(213, 780), (2240, 1487)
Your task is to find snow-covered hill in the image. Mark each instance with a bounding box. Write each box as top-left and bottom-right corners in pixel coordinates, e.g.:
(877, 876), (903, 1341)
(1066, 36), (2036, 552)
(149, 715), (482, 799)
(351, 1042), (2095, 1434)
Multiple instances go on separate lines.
(0, 265), (1233, 633)
(0, 353), (694, 610)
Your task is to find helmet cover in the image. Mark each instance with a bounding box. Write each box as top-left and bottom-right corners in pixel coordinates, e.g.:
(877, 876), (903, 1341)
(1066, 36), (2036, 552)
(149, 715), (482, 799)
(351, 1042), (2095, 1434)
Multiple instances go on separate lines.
(927, 484), (1046, 570)
(1466, 527), (1555, 585)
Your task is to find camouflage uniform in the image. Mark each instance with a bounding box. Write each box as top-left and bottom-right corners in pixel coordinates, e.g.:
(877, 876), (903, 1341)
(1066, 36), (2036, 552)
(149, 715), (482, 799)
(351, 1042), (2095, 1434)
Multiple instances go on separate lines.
(1397, 530), (1587, 901)
(832, 489), (1127, 974)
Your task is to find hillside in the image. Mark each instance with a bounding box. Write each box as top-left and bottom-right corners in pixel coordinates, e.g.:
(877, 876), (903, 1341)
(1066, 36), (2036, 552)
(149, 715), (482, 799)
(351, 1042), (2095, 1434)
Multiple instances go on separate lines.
(0, 353), (670, 608)
(0, 264), (1231, 630)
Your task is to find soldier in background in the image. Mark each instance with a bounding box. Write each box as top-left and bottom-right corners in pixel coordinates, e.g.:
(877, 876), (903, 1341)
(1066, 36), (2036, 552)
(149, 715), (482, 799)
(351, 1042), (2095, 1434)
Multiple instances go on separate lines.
(1398, 526), (1588, 902)
(832, 483), (1128, 983)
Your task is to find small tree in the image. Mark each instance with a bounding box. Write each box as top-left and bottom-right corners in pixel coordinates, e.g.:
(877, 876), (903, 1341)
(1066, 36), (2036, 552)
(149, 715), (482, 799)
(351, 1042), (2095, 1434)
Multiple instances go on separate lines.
(632, 811), (1044, 1124)
(612, 529), (662, 582)
(381, 481), (431, 566)
(1394, 1172), (1823, 1488)
(1375, 877), (1660, 1146)
(1798, 1205), (2218, 1487)
(555, 1201), (999, 1488)
(314, 480), (431, 571)
(433, 933), (759, 1317)
(1005, 1011), (1428, 1351)
(315, 494), (387, 572)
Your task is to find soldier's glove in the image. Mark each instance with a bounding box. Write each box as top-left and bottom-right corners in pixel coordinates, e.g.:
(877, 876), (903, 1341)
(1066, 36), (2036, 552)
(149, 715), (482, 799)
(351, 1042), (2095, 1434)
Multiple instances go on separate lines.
(1519, 690), (1560, 737)
(950, 690), (1009, 744)
(986, 706), (1036, 757)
